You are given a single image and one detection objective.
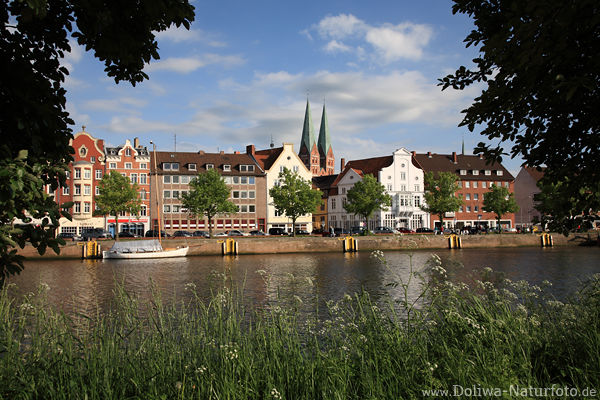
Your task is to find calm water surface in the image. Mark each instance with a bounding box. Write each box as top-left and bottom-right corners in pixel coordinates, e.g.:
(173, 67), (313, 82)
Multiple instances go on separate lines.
(7, 247), (600, 316)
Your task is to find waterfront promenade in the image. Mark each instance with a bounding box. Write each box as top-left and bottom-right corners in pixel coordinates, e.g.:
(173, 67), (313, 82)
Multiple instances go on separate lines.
(17, 233), (598, 259)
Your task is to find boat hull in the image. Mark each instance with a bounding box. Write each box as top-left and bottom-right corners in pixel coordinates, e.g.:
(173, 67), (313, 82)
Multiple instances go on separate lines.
(102, 246), (189, 259)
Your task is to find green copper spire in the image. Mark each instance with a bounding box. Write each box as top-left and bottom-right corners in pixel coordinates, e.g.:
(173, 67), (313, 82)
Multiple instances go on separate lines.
(318, 103), (331, 155)
(301, 99), (316, 152)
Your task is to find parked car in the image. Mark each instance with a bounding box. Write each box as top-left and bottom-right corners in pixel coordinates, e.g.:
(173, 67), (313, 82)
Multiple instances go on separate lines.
(192, 230), (210, 238)
(214, 232), (228, 237)
(249, 230), (267, 236)
(82, 228), (112, 240)
(397, 227), (415, 234)
(415, 227), (434, 234)
(145, 230), (169, 238)
(294, 229), (311, 236)
(226, 230), (248, 236)
(268, 227), (288, 236)
(374, 226), (395, 234)
(333, 227), (350, 236)
(350, 226), (365, 235)
(58, 232), (82, 241)
(118, 231), (139, 238)
(173, 230), (193, 237)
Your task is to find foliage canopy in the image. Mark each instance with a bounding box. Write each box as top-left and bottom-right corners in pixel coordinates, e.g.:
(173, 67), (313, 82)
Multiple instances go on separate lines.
(421, 172), (463, 228)
(181, 169), (238, 237)
(94, 172), (141, 240)
(440, 0), (599, 232)
(269, 168), (322, 236)
(343, 174), (391, 229)
(482, 184), (519, 231)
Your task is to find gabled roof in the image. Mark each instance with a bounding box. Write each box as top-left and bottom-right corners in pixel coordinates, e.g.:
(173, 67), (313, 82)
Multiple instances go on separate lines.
(253, 147), (284, 171)
(151, 151), (264, 175)
(312, 174), (338, 190)
(413, 153), (514, 180)
(523, 165), (545, 182)
(345, 155), (394, 176)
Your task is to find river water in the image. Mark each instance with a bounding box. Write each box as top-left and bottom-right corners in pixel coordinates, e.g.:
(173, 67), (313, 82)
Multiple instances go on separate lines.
(7, 247), (600, 316)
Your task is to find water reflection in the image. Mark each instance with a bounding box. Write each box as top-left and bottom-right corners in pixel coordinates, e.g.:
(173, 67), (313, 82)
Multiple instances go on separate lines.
(7, 247), (599, 316)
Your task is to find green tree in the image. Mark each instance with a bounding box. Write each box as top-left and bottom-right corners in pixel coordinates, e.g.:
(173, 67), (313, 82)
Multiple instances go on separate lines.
(0, 151), (70, 285)
(439, 0), (599, 233)
(181, 170), (238, 238)
(269, 168), (322, 237)
(1, 0), (194, 280)
(344, 174), (392, 232)
(483, 184), (519, 232)
(95, 172), (141, 240)
(420, 172), (463, 231)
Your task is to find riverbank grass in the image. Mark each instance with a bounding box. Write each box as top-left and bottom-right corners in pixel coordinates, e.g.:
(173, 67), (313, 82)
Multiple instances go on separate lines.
(1, 258), (598, 399)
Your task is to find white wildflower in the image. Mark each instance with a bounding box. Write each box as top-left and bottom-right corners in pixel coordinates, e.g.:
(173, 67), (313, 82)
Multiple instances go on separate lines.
(270, 388), (282, 400)
(184, 282), (196, 291)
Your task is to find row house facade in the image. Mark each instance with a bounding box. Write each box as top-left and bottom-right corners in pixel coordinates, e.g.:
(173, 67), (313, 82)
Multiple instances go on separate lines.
(328, 148), (428, 231)
(414, 152), (516, 230)
(104, 138), (151, 236)
(150, 151), (267, 234)
(57, 129), (107, 236)
(248, 143), (314, 233)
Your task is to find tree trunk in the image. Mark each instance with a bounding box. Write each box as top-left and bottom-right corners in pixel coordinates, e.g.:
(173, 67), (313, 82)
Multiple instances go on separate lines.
(114, 215), (119, 241)
(291, 217), (296, 237)
(208, 215), (213, 238)
(438, 213), (444, 233)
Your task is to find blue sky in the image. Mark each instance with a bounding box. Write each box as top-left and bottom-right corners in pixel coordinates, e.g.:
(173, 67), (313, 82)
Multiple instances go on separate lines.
(63, 0), (523, 175)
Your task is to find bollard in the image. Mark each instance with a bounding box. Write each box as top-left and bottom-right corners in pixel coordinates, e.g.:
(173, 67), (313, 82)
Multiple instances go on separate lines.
(82, 240), (101, 259)
(341, 237), (358, 253)
(540, 233), (553, 247)
(448, 234), (461, 249)
(221, 238), (238, 255)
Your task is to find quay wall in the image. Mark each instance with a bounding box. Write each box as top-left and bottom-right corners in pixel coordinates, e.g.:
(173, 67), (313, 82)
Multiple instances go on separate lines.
(18, 233), (598, 260)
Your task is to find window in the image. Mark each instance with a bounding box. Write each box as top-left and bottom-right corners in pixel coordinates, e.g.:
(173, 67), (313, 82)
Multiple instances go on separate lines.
(223, 164), (231, 171)
(172, 205), (180, 213)
(465, 194), (471, 200)
(457, 181), (462, 188)
(140, 190), (147, 200)
(472, 170), (479, 175)
(95, 170), (102, 180)
(84, 202), (90, 213)
(140, 163), (148, 169)
(400, 172), (406, 180)
(74, 169), (81, 179)
(84, 169), (91, 179)
(239, 205), (248, 213)
(109, 162), (117, 169)
(474, 194), (479, 200)
(460, 169), (467, 175)
(247, 165), (254, 172)
(496, 170), (503, 176)
(206, 164), (214, 170)
(240, 165), (254, 172)
(140, 205), (147, 216)
(125, 148), (131, 156)
(474, 206), (479, 212)
(95, 187), (100, 196)
(163, 205), (171, 213)
(414, 184), (420, 192)
(400, 184), (406, 192)
(293, 166), (299, 173)
(280, 166), (285, 173)
(465, 181), (470, 188)
(466, 206), (471, 212)
(241, 177), (248, 184)
(331, 198), (336, 210)
(473, 181), (478, 188)
(233, 176), (240, 184)
(163, 163), (171, 170)
(249, 205), (255, 213)
(65, 171), (70, 179)
(485, 170), (491, 176)
(233, 191), (240, 199)
(84, 185), (91, 195)
(181, 176), (189, 184)
(504, 182), (509, 188)
(224, 176), (232, 184)
(248, 177), (255, 185)
(62, 186), (69, 195)
(249, 191), (255, 199)
(172, 176), (179, 184)
(164, 176), (172, 184)
(163, 190), (171, 198)
(481, 181), (487, 188)
(241, 191), (248, 199)
(91, 156), (95, 162)
(172, 190), (180, 199)
(74, 203), (81, 213)
(140, 174), (147, 184)
(387, 184), (392, 191)
(188, 163), (197, 171)
(74, 185), (81, 195)
(414, 196), (421, 207)
(125, 162), (132, 169)
(130, 173), (137, 184)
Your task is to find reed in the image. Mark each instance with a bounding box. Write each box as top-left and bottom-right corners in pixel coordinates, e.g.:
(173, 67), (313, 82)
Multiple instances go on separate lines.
(0, 254), (598, 399)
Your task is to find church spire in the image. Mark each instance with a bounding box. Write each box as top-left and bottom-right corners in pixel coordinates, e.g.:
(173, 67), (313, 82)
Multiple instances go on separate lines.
(317, 103), (331, 156)
(300, 99), (316, 153)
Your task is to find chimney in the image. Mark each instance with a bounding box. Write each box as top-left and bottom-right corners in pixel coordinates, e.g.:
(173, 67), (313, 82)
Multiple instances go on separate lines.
(340, 158), (346, 171)
(234, 151), (240, 154)
(452, 151), (458, 164)
(427, 151), (432, 158)
(220, 151), (224, 155)
(479, 153), (484, 160)
(198, 150), (205, 155)
(411, 151), (416, 157)
(134, 137), (140, 148)
(246, 144), (255, 155)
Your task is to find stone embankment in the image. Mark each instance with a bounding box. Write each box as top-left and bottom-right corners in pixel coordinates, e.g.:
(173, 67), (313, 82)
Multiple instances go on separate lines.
(17, 233), (598, 259)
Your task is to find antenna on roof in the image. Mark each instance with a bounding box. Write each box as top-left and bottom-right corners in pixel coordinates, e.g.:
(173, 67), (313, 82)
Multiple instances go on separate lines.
(461, 132), (465, 155)
(270, 135), (274, 148)
(174, 133), (177, 152)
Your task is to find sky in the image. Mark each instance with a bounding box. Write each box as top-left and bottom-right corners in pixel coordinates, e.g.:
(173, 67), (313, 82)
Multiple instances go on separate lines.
(62, 0), (523, 175)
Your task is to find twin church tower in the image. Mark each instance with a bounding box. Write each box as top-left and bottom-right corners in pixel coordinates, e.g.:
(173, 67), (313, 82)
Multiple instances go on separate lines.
(298, 100), (335, 176)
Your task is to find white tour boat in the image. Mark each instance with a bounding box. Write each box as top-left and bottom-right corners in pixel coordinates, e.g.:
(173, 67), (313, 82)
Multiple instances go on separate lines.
(102, 239), (188, 259)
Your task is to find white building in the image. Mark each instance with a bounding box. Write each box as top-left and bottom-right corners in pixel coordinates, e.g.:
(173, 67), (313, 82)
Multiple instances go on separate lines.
(248, 143), (314, 233)
(328, 148), (429, 231)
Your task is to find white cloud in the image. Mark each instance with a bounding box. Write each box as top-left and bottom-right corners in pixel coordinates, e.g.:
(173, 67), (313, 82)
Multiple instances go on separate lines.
(84, 97), (146, 112)
(309, 14), (434, 63)
(365, 23), (433, 61)
(156, 26), (227, 47)
(147, 54), (245, 73)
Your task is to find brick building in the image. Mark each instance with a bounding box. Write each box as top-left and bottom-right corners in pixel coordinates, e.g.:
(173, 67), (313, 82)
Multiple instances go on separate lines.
(57, 128), (106, 236)
(414, 152), (516, 231)
(104, 138), (151, 236)
(150, 151), (267, 234)
(298, 100), (335, 176)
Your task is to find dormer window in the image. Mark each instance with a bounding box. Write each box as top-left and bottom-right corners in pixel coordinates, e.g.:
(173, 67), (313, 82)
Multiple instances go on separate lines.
(206, 164), (214, 170)
(223, 164), (231, 171)
(460, 169), (467, 175)
(485, 170), (491, 176)
(472, 170), (479, 175)
(496, 170), (503, 176)
(239, 165), (255, 172)
(163, 162), (179, 171)
(188, 163), (197, 171)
